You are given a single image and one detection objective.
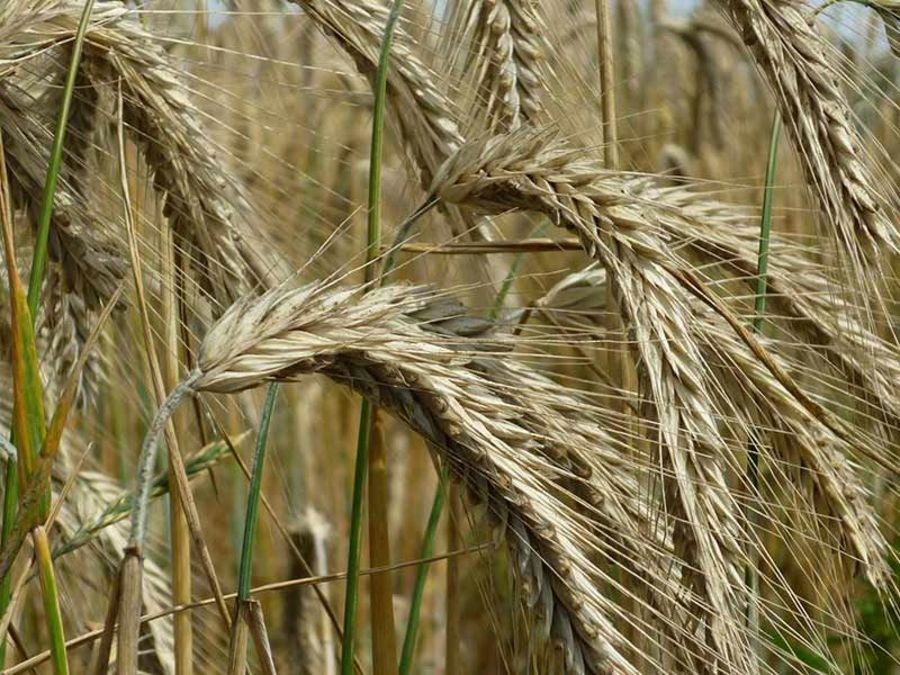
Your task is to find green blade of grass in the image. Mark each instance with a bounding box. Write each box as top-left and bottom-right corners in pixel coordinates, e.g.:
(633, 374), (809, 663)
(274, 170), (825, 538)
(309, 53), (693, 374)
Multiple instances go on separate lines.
(1, 1), (93, 663)
(342, 399), (374, 675)
(236, 386), (278, 601)
(26, 0), (96, 315)
(744, 110), (781, 643)
(228, 385), (278, 673)
(34, 526), (69, 675)
(0, 129), (52, 668)
(0, 284), (120, 581)
(363, 0), (404, 289)
(6, 283), (45, 490)
(751, 112), (782, 335)
(398, 466), (448, 675)
(0, 132), (46, 491)
(342, 3), (404, 674)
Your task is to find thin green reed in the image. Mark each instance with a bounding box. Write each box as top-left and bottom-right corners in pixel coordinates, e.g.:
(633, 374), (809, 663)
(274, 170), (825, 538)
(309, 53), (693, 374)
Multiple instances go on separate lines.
(745, 111), (782, 649)
(341, 2), (405, 674)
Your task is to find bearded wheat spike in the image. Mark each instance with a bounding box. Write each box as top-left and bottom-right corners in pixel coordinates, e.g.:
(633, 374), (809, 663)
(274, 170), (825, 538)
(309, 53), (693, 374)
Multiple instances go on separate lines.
(181, 283), (640, 673)
(433, 132), (900, 451)
(292, 0), (464, 188)
(711, 0), (899, 262)
(300, 0), (895, 433)
(430, 131), (895, 669)
(0, 74), (122, 405)
(432, 137), (765, 671)
(2, 0), (281, 308)
(0, 79), (126, 313)
(130, 280), (768, 674)
(650, 183), (900, 432)
(132, 278), (894, 673)
(537, 259), (890, 581)
(77, 2), (278, 304)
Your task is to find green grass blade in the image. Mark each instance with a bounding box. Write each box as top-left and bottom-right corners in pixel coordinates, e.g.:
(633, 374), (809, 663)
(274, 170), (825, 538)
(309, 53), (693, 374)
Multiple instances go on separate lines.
(398, 467), (448, 675)
(745, 111), (781, 642)
(26, 0), (96, 315)
(236, 385), (278, 602)
(0, 275), (116, 577)
(752, 112), (782, 334)
(1, 130), (50, 665)
(7, 288), (45, 494)
(342, 3), (404, 674)
(0, 0), (95, 652)
(341, 399), (374, 675)
(229, 385), (277, 672)
(34, 526), (69, 675)
(363, 0), (404, 288)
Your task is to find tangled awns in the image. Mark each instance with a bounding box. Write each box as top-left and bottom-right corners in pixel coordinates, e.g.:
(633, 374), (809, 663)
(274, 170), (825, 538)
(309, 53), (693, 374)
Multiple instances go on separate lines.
(0, 1), (898, 674)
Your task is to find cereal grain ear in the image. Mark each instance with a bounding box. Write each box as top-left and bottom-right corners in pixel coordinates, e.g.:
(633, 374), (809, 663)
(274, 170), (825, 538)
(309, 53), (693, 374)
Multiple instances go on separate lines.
(711, 0), (899, 261)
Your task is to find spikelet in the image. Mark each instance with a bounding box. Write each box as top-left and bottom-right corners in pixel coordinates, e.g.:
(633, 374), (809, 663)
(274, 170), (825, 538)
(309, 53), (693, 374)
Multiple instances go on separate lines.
(463, 0), (545, 131)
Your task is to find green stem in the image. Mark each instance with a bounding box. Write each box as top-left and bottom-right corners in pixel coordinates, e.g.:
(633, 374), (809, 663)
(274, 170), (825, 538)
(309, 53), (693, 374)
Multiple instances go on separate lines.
(236, 385), (278, 602)
(26, 0), (96, 316)
(341, 400), (374, 675)
(398, 467), (448, 675)
(34, 526), (68, 675)
(751, 113), (782, 335)
(341, 3), (404, 674)
(745, 111), (781, 640)
(0, 469), (17, 664)
(364, 0), (405, 289)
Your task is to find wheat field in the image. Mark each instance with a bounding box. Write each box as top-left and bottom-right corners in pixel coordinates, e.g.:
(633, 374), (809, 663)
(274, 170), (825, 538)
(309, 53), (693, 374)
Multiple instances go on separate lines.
(0, 1), (898, 673)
